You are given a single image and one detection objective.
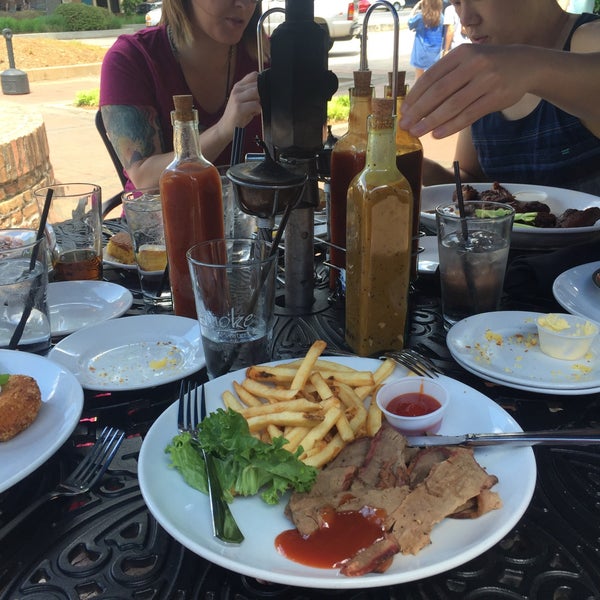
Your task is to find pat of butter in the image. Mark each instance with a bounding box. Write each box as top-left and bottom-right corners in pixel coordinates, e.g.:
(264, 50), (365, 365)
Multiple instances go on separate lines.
(537, 314), (570, 332)
(149, 357), (168, 370)
(538, 314), (596, 336)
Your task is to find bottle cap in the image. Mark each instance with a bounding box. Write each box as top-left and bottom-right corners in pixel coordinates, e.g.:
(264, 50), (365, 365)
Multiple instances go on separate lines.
(352, 70), (372, 96)
(372, 97), (394, 119)
(173, 95), (195, 121)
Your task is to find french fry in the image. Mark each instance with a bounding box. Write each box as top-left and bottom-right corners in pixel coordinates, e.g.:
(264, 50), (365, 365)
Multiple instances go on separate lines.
(321, 369), (375, 387)
(355, 358), (396, 400)
(289, 340), (327, 391)
(246, 411), (324, 433)
(366, 396), (383, 437)
(233, 380), (263, 407)
(241, 398), (320, 418)
(222, 390), (244, 412)
(335, 411), (355, 442)
(310, 372), (335, 402)
(298, 402), (343, 454)
(242, 378), (300, 402)
(267, 423), (284, 441)
(246, 365), (297, 384)
(302, 434), (346, 468)
(282, 425), (312, 453)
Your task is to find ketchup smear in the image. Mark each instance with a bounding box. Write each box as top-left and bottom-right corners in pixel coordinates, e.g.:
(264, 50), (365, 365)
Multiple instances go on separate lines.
(275, 506), (386, 569)
(387, 392), (441, 417)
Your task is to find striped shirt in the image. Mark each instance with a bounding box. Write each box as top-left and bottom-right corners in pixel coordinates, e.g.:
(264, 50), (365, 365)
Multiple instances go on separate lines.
(471, 13), (600, 195)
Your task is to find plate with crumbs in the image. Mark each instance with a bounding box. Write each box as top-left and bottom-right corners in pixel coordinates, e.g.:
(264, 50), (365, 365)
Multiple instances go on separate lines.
(447, 311), (600, 393)
(48, 315), (205, 391)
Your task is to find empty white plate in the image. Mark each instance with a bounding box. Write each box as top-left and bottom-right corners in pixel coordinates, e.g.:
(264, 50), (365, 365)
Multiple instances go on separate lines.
(47, 280), (133, 337)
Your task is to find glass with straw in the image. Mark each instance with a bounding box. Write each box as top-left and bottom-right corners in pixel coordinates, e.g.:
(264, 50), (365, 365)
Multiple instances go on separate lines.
(435, 164), (515, 329)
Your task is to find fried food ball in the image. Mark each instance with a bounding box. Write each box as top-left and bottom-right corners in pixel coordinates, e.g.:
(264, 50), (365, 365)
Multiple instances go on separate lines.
(0, 375), (42, 442)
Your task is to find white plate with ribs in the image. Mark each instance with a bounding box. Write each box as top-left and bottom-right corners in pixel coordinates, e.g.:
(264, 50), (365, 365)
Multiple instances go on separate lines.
(420, 183), (600, 250)
(138, 357), (536, 589)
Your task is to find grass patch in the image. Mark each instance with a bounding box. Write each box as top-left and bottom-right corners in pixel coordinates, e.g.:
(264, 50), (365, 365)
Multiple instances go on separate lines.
(327, 94), (350, 123)
(75, 88), (100, 108)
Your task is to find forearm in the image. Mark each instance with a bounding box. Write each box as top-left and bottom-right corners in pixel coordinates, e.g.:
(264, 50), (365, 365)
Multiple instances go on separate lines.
(529, 46), (600, 135)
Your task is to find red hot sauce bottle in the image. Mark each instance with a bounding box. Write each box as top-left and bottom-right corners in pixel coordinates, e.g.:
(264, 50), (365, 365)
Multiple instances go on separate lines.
(159, 95), (225, 319)
(328, 70), (373, 293)
(385, 72), (424, 283)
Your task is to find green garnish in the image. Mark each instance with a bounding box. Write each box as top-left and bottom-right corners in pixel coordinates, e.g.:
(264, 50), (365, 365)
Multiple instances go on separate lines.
(165, 408), (317, 505)
(0, 374), (9, 385)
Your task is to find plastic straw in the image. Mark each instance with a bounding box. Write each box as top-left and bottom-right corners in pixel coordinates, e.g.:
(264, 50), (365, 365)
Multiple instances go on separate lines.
(230, 127), (245, 166)
(453, 161), (469, 241)
(452, 161), (479, 312)
(9, 188), (53, 350)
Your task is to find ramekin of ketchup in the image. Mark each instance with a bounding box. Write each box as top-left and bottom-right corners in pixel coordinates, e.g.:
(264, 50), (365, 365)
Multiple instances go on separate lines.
(375, 377), (449, 434)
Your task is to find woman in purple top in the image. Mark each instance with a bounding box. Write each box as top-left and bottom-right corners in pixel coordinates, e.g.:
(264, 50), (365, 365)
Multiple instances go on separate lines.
(398, 0), (600, 195)
(100, 0), (265, 189)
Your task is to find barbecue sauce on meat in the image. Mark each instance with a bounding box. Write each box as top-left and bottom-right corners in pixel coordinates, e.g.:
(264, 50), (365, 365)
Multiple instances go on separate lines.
(275, 506), (386, 569)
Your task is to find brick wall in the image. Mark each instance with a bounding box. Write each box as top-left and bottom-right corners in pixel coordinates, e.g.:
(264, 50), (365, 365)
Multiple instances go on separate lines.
(0, 105), (54, 229)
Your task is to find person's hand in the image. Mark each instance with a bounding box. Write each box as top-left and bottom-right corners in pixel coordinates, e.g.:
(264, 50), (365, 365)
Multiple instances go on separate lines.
(220, 71), (262, 136)
(399, 44), (532, 139)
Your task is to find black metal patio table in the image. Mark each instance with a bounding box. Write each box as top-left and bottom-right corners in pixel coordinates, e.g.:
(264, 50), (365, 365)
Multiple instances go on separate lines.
(1, 228), (599, 600)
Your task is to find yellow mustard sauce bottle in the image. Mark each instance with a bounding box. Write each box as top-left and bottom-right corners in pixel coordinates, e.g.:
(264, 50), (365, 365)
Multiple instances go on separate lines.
(345, 97), (413, 356)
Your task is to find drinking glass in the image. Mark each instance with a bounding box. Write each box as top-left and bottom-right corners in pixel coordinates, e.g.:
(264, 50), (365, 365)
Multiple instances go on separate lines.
(122, 188), (171, 313)
(34, 183), (102, 281)
(187, 238), (277, 380)
(0, 229), (51, 353)
(436, 201), (515, 329)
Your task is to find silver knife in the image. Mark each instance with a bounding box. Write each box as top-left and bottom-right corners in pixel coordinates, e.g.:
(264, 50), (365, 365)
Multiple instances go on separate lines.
(406, 429), (600, 447)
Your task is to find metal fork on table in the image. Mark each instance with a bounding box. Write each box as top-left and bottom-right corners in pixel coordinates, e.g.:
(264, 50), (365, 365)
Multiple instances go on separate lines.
(177, 381), (244, 544)
(382, 348), (442, 378)
(0, 426), (125, 540)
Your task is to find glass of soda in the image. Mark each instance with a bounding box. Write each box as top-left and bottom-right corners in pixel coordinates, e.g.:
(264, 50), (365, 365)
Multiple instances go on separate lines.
(436, 201), (515, 330)
(34, 183), (102, 281)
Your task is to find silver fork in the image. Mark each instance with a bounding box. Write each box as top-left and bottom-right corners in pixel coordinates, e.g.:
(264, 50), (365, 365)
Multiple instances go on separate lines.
(177, 381), (244, 544)
(0, 426), (125, 540)
(382, 348), (442, 378)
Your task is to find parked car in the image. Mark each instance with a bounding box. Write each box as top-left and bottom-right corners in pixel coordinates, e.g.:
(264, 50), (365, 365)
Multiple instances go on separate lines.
(358, 0), (371, 12)
(136, 0), (160, 15)
(147, 1), (360, 49)
(262, 0), (360, 48)
(145, 3), (161, 26)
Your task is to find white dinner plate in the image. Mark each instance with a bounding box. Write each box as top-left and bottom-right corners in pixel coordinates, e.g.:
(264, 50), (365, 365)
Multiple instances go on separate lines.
(48, 315), (205, 391)
(420, 183), (600, 250)
(553, 261), (600, 323)
(103, 248), (137, 271)
(447, 311), (600, 392)
(0, 349), (83, 493)
(47, 281), (133, 337)
(138, 357), (536, 589)
(417, 235), (439, 274)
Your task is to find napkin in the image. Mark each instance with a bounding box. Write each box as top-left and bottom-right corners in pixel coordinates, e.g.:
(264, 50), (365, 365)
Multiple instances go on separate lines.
(504, 240), (600, 300)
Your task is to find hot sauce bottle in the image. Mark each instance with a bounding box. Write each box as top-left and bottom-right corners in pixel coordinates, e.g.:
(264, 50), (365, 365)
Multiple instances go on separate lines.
(345, 98), (413, 356)
(328, 70), (373, 293)
(159, 95), (225, 318)
(385, 72), (424, 282)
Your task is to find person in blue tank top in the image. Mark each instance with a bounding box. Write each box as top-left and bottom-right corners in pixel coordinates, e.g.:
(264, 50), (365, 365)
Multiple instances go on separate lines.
(398, 0), (600, 196)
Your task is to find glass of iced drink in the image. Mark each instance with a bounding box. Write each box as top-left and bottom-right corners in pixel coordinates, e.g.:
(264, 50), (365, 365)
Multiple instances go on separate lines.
(436, 201), (515, 329)
(122, 188), (171, 313)
(34, 183), (103, 281)
(0, 229), (51, 354)
(186, 238), (277, 380)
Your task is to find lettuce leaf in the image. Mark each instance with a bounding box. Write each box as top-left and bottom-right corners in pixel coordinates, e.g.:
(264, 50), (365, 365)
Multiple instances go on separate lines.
(165, 408), (317, 505)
